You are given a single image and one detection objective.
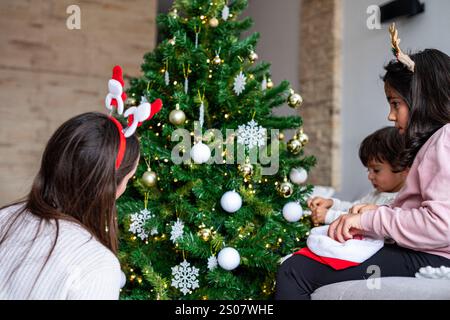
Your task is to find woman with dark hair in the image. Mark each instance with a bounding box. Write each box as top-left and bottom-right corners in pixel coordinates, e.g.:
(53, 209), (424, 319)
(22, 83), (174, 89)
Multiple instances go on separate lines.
(0, 112), (140, 299)
(275, 27), (450, 299)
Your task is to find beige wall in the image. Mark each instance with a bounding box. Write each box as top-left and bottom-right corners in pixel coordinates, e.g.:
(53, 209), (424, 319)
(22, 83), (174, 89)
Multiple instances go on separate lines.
(0, 0), (157, 205)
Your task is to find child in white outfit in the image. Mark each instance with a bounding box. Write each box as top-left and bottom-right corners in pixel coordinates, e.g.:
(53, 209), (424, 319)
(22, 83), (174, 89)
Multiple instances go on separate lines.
(308, 126), (408, 225)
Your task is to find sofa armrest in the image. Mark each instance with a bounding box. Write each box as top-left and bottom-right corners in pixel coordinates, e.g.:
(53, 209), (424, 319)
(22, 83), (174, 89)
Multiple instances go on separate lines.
(311, 277), (450, 300)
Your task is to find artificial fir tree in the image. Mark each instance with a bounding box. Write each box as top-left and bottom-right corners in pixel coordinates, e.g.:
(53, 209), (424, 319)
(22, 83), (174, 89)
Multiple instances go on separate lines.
(116, 0), (316, 300)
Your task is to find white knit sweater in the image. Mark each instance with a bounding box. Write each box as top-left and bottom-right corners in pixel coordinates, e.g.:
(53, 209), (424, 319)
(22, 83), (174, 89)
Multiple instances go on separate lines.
(0, 204), (121, 300)
(325, 190), (398, 225)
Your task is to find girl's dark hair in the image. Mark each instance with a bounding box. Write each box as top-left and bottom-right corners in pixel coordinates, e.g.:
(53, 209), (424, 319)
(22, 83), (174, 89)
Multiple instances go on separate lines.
(359, 126), (405, 172)
(0, 112), (139, 293)
(383, 48), (450, 169)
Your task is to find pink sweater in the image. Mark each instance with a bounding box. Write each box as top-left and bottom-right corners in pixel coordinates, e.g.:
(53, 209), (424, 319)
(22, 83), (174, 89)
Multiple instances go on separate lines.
(361, 123), (450, 260)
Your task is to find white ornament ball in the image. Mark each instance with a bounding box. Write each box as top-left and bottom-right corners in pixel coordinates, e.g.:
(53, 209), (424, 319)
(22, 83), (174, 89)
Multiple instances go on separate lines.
(282, 202), (303, 222)
(190, 142), (211, 164)
(220, 190), (242, 213)
(120, 270), (126, 289)
(289, 167), (308, 185)
(217, 247), (240, 271)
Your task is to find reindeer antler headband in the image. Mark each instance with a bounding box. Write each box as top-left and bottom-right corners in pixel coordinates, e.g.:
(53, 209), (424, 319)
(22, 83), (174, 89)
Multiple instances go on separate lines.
(105, 65), (163, 169)
(389, 23), (415, 73)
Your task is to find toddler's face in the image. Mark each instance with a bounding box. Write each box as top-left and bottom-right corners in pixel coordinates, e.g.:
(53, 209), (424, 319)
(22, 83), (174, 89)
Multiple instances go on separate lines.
(366, 160), (407, 193)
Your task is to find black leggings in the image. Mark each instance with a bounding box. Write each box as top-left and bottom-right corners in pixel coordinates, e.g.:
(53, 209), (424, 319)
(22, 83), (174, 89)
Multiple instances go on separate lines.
(275, 244), (450, 300)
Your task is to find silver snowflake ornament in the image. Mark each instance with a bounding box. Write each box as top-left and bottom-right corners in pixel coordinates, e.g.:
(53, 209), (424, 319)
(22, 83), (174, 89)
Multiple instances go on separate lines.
(233, 71), (246, 96)
(237, 119), (267, 149)
(222, 5), (230, 21)
(207, 255), (218, 271)
(170, 218), (184, 243)
(171, 260), (200, 295)
(129, 208), (154, 240)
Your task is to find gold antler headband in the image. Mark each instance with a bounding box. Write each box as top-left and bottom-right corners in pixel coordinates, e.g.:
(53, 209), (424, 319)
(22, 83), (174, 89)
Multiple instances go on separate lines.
(389, 23), (415, 73)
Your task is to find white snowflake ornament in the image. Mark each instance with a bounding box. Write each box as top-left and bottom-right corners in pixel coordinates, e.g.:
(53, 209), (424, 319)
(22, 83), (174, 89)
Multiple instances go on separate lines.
(237, 119), (267, 149)
(207, 255), (218, 271)
(171, 260), (200, 295)
(170, 218), (184, 243)
(222, 5), (230, 21)
(233, 71), (246, 96)
(129, 208), (154, 240)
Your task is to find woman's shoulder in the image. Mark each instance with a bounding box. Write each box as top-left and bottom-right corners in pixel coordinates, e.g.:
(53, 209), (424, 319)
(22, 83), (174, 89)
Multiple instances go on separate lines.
(55, 219), (119, 268)
(1, 204), (119, 270)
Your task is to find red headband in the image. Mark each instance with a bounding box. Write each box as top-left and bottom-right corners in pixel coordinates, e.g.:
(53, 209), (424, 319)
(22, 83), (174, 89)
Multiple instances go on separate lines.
(109, 116), (126, 170)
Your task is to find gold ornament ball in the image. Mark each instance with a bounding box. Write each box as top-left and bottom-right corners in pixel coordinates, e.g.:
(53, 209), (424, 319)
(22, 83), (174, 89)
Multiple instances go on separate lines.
(126, 97), (138, 107)
(249, 51), (259, 63)
(169, 109), (186, 125)
(141, 170), (157, 187)
(278, 181), (294, 198)
(266, 78), (274, 89)
(213, 55), (222, 65)
(288, 91), (303, 108)
(239, 163), (253, 177)
(299, 132), (309, 146)
(287, 138), (302, 155)
(209, 17), (219, 27)
(198, 228), (212, 241)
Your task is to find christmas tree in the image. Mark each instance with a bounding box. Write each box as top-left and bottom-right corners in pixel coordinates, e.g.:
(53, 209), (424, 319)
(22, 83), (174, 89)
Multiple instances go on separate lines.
(117, 0), (316, 300)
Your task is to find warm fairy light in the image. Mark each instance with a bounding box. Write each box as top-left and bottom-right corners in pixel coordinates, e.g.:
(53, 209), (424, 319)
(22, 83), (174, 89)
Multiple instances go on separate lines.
(130, 275), (136, 280)
(278, 238), (283, 243)
(208, 74), (212, 78)
(155, 157), (159, 160)
(173, 81), (178, 85)
(157, 122), (161, 126)
(130, 268), (134, 272)
(200, 15), (205, 19)
(224, 114), (229, 119)
(164, 159), (169, 163)
(265, 244), (270, 248)
(206, 59), (210, 63)
(137, 277), (143, 284)
(248, 184), (253, 189)
(160, 68), (165, 73)
(174, 178), (178, 182)
(296, 237), (300, 241)
(224, 172), (227, 176)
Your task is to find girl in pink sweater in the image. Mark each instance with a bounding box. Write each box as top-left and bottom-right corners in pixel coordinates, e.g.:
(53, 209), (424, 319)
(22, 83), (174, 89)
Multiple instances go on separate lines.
(275, 37), (450, 299)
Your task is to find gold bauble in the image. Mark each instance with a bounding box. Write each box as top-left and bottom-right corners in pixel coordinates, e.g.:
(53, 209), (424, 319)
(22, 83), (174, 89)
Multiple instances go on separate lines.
(126, 97), (138, 107)
(169, 108), (186, 125)
(287, 138), (302, 155)
(213, 54), (222, 65)
(198, 228), (212, 241)
(278, 181), (294, 198)
(266, 78), (274, 89)
(287, 89), (303, 108)
(141, 170), (157, 187)
(299, 132), (309, 146)
(238, 163), (253, 177)
(249, 50), (259, 63)
(209, 17), (219, 27)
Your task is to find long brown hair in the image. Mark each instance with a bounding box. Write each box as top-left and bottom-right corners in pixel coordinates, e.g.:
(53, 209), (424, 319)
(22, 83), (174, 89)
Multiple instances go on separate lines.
(0, 112), (139, 282)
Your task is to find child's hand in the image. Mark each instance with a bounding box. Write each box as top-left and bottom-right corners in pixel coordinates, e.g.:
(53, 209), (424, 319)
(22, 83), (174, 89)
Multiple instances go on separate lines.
(311, 207), (328, 225)
(307, 197), (333, 210)
(349, 204), (379, 214)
